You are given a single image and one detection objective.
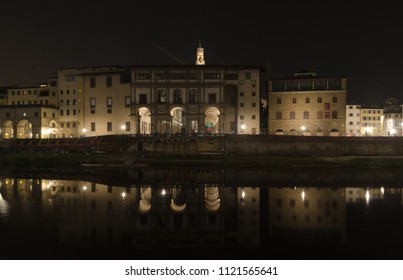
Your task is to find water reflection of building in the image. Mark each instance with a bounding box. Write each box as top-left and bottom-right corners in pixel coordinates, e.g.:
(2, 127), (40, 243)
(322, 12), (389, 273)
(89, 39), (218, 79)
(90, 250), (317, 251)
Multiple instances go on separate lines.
(0, 177), (261, 253)
(345, 187), (402, 204)
(133, 185), (260, 251)
(268, 187), (346, 242)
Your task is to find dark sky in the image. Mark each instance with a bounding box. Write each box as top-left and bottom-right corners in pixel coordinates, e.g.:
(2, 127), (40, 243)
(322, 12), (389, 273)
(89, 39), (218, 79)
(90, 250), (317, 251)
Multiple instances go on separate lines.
(1, 1), (402, 105)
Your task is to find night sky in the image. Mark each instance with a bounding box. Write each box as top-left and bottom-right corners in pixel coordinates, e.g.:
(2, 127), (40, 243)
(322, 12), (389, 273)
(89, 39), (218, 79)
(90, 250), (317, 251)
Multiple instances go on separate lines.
(1, 1), (402, 106)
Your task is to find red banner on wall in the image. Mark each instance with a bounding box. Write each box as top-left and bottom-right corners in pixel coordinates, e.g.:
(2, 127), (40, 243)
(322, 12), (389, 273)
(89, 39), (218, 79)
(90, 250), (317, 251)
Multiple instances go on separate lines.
(324, 103), (330, 119)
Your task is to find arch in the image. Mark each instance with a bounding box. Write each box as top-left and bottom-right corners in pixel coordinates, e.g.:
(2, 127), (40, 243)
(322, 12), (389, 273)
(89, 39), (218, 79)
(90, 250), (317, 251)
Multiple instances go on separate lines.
(275, 129), (284, 135)
(330, 128), (339, 136)
(289, 129), (298, 136)
(2, 120), (14, 139)
(138, 107), (152, 134)
(205, 107), (220, 133)
(17, 119), (33, 139)
(205, 186), (220, 212)
(170, 107), (185, 134)
(139, 187), (152, 213)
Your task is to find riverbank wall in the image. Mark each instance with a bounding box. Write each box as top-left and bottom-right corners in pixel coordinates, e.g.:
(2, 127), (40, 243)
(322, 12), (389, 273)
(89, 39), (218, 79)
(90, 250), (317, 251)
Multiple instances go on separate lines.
(3, 134), (403, 157)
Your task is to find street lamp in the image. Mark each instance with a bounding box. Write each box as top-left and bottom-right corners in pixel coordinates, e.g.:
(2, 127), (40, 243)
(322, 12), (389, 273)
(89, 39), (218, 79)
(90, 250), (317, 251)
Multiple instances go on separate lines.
(121, 124), (126, 134)
(82, 128), (87, 137)
(240, 124), (246, 134)
(301, 126), (306, 135)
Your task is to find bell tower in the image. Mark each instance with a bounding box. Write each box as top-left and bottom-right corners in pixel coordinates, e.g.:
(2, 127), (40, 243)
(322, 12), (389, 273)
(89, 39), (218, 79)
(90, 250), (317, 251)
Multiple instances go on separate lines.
(195, 41), (205, 65)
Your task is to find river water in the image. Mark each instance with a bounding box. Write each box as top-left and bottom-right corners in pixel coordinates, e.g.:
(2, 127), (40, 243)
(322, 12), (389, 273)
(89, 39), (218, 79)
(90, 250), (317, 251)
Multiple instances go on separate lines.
(1, 168), (402, 260)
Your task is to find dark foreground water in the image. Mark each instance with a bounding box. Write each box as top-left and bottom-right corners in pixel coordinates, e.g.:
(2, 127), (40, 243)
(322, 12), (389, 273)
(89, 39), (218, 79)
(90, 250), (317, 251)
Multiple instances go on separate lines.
(1, 168), (403, 260)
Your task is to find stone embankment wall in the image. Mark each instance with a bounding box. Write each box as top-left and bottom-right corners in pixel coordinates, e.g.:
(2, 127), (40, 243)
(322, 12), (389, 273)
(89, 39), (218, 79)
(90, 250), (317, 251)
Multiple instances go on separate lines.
(139, 135), (403, 156)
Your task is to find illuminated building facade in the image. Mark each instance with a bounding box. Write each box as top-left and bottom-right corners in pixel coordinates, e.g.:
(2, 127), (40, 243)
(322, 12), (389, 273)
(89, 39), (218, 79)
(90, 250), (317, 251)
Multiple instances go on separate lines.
(382, 98), (403, 136)
(345, 105), (361, 136)
(268, 72), (347, 136)
(359, 105), (383, 136)
(1, 63), (262, 138)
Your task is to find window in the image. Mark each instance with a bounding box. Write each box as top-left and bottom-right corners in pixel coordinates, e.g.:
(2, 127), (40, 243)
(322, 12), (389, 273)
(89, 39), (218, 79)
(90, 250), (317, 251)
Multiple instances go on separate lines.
(240, 102), (244, 107)
(91, 122), (96, 132)
(252, 115), (256, 120)
(252, 102), (256, 107)
(107, 122), (112, 132)
(332, 111), (338, 119)
(208, 93), (216, 103)
(189, 89), (198, 103)
(317, 97), (322, 103)
(90, 77), (96, 88)
(60, 110), (64, 116)
(252, 80), (256, 87)
(317, 111), (323, 119)
(333, 97), (338, 103)
(276, 98), (281, 104)
(245, 72), (251, 79)
(173, 89), (182, 104)
(240, 92), (244, 97)
(125, 122), (131, 132)
(106, 76), (112, 87)
(139, 94), (147, 104)
(290, 111), (296, 119)
(276, 112), (282, 120)
(303, 111), (309, 119)
(35, 112), (39, 117)
(252, 91), (256, 96)
(157, 89), (167, 103)
(90, 98), (96, 108)
(306, 97), (310, 103)
(240, 115), (244, 120)
(66, 100), (70, 105)
(125, 96), (131, 106)
(107, 97), (112, 107)
(292, 98), (297, 104)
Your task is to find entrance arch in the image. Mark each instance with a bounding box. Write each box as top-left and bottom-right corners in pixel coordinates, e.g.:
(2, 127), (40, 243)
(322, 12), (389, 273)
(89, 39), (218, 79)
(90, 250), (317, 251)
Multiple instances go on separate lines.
(138, 107), (151, 134)
(205, 107), (220, 133)
(2, 120), (14, 139)
(170, 107), (185, 134)
(16, 120), (32, 139)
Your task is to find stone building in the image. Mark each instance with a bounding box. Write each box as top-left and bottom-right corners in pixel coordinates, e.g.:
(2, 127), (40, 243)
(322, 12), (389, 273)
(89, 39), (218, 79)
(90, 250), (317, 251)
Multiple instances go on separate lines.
(0, 44), (263, 138)
(268, 72), (347, 136)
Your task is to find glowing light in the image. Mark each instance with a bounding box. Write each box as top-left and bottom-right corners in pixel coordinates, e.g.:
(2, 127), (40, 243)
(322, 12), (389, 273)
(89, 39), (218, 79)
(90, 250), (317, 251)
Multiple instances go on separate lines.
(241, 190), (246, 199)
(83, 186), (87, 191)
(161, 189), (166, 196)
(121, 192), (126, 199)
(381, 186), (384, 195)
(240, 124), (246, 130)
(365, 190), (370, 204)
(301, 190), (305, 200)
(0, 192), (9, 215)
(121, 124), (126, 130)
(301, 126), (306, 131)
(82, 128), (87, 134)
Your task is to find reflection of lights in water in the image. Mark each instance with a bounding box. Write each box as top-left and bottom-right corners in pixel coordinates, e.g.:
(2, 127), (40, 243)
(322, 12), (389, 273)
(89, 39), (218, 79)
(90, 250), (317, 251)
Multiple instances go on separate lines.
(365, 190), (370, 204)
(121, 192), (126, 199)
(381, 187), (384, 195)
(161, 189), (166, 196)
(301, 190), (305, 201)
(241, 190), (246, 199)
(0, 192), (9, 215)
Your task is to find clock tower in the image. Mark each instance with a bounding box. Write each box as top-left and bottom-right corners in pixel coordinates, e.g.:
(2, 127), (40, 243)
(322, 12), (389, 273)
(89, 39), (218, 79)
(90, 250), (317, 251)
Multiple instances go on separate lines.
(195, 41), (205, 65)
